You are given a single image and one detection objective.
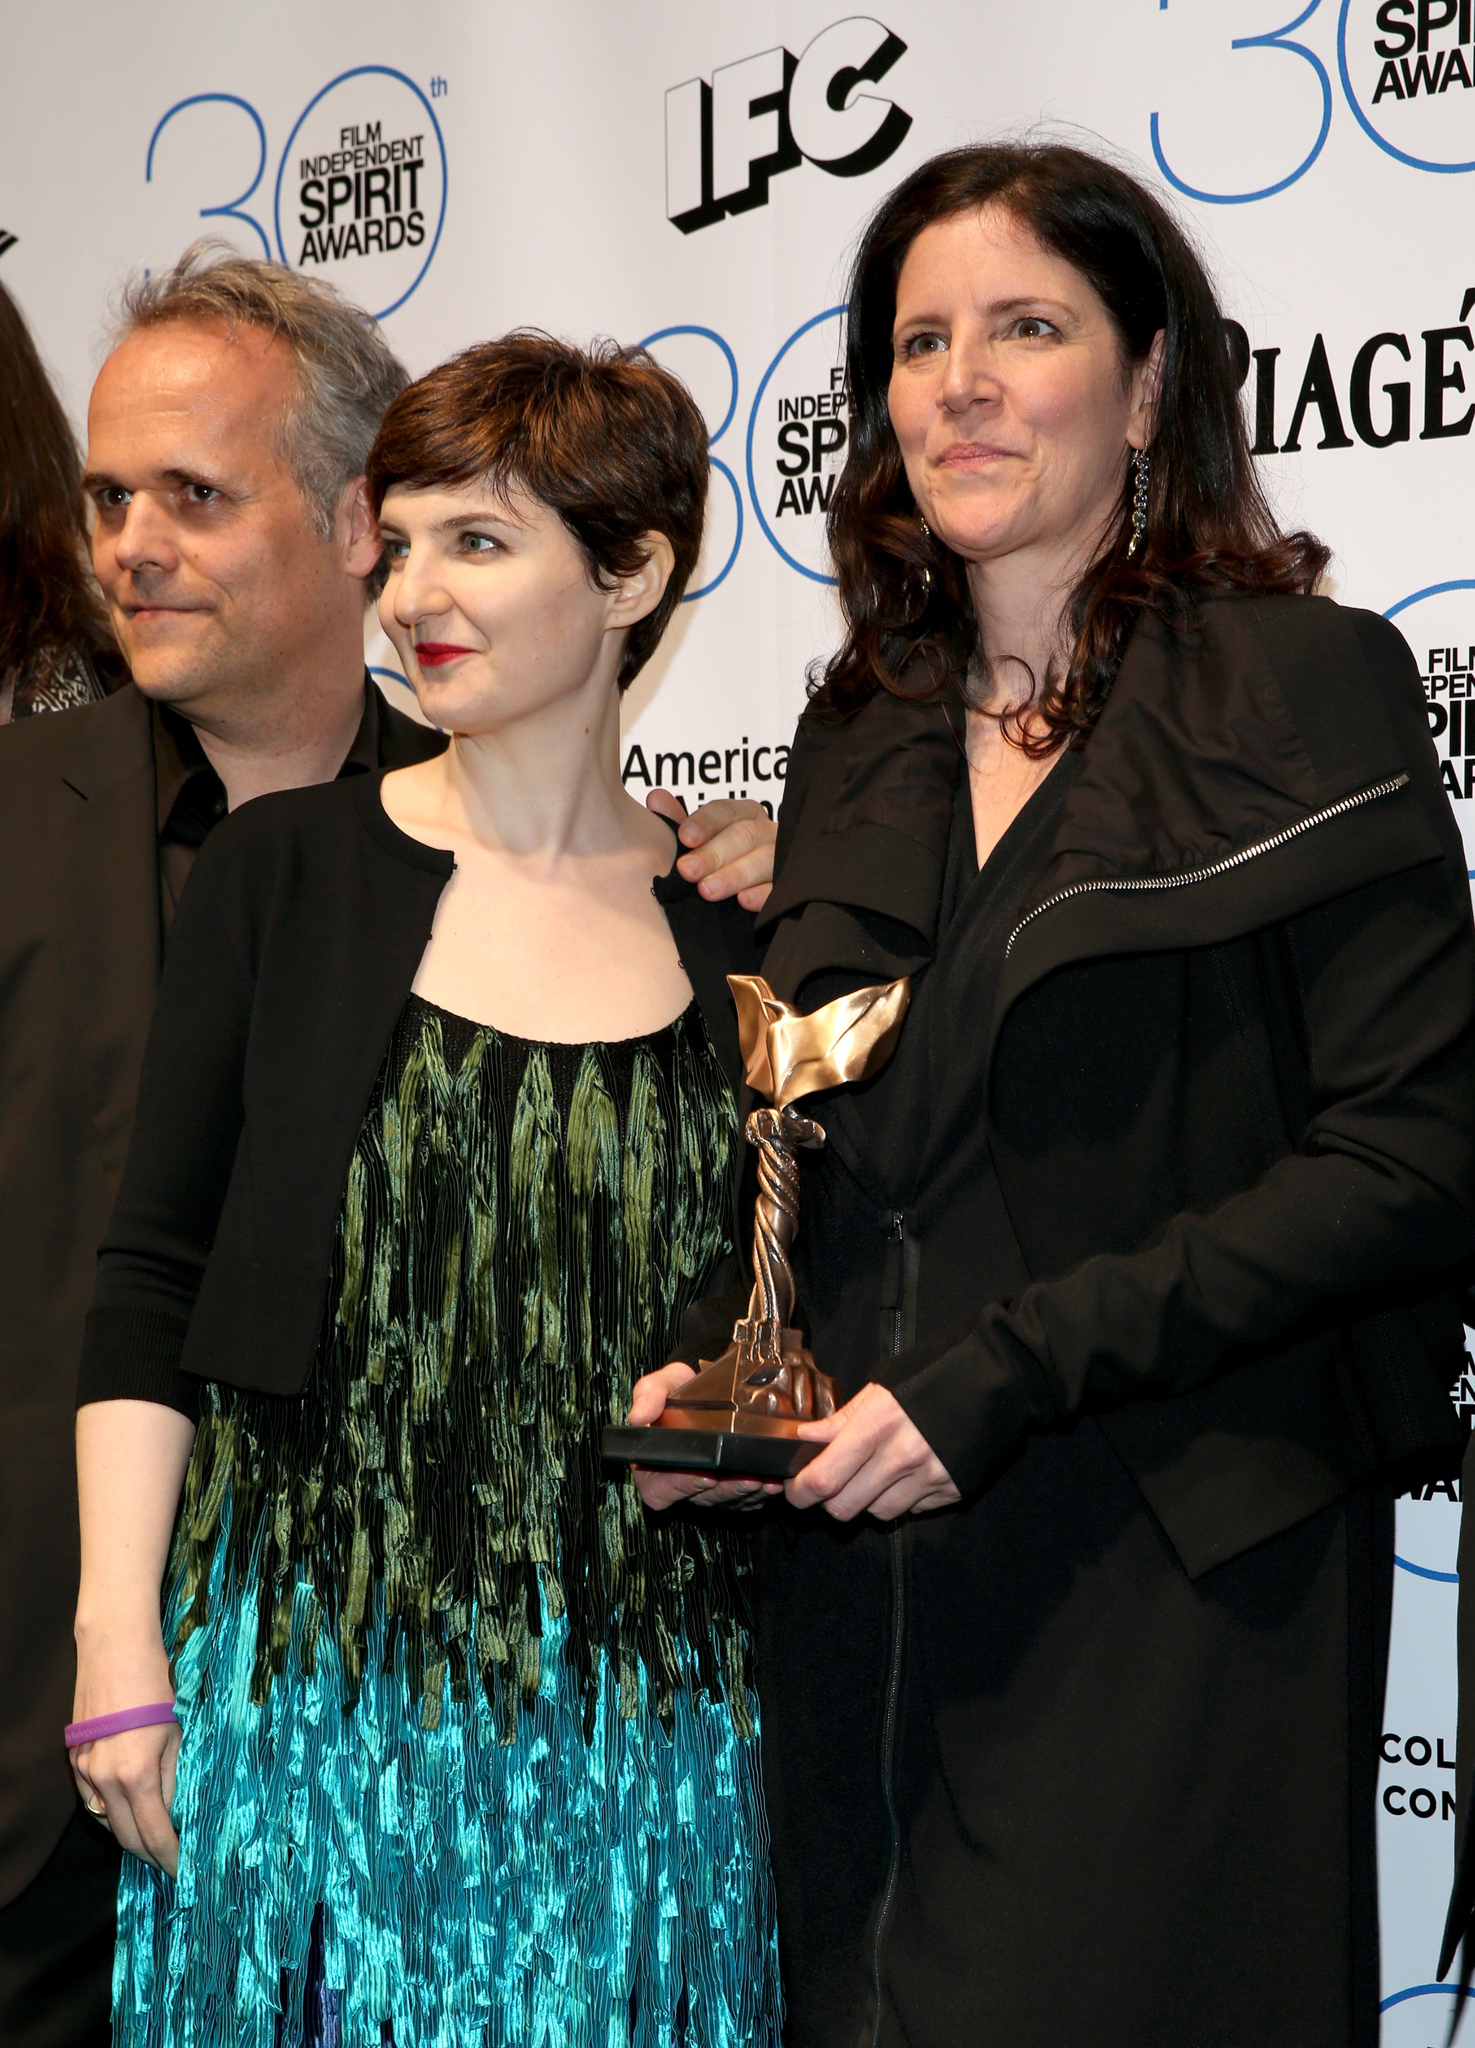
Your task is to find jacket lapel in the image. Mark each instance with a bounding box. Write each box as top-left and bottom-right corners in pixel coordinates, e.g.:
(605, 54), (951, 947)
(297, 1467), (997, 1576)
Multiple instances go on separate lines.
(51, 687), (161, 1182)
(757, 687), (960, 1004)
(753, 689), (958, 1197)
(755, 599), (1449, 1164)
(994, 599), (1441, 1032)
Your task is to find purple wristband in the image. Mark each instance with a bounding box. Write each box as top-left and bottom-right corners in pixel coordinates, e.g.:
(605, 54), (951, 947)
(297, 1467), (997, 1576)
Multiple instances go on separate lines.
(65, 1701), (179, 1750)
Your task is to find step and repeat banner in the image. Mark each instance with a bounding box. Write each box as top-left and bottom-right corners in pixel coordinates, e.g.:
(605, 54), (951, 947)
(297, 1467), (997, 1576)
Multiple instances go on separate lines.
(3, 2), (1473, 2031)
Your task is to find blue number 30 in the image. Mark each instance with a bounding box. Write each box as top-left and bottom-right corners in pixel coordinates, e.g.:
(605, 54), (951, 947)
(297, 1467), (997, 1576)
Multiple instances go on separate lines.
(1151, 0), (1333, 205)
(145, 94), (270, 258)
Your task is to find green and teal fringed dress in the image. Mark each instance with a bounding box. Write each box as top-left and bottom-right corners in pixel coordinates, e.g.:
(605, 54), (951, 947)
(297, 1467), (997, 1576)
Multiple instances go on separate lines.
(113, 995), (783, 2048)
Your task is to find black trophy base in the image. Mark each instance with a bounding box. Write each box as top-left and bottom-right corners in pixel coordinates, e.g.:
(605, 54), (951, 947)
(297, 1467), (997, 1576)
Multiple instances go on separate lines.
(601, 1424), (821, 1480)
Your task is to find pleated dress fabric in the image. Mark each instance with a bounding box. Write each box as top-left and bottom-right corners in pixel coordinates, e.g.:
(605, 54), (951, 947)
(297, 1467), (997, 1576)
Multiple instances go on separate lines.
(112, 996), (782, 2048)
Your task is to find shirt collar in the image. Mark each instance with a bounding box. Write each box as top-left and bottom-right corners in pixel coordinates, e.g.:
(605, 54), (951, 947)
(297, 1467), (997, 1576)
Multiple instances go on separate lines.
(152, 701), (213, 837)
(152, 671), (383, 836)
(343, 669), (382, 774)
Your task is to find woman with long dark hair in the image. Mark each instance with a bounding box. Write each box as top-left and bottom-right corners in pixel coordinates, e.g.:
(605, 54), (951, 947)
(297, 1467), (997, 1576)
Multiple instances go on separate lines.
(0, 279), (121, 718)
(635, 143), (1475, 2045)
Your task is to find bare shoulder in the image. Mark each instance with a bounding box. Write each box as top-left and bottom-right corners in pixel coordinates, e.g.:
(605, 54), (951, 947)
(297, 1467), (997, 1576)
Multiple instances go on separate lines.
(379, 754), (447, 820)
(376, 755), (460, 860)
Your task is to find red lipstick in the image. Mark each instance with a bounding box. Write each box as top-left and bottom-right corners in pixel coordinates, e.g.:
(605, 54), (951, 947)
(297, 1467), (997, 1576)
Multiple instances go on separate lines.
(414, 642), (476, 668)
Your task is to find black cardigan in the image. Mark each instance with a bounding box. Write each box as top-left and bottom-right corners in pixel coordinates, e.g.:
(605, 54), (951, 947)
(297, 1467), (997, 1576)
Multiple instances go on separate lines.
(77, 772), (759, 1412)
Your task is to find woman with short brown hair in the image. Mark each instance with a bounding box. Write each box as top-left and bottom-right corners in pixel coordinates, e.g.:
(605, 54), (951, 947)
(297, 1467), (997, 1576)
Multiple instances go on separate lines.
(637, 144), (1475, 2045)
(70, 333), (782, 2046)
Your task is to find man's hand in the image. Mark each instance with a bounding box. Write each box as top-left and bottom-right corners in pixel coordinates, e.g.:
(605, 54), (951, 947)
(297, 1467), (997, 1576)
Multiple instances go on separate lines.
(647, 792), (776, 911)
(626, 1362), (781, 1511)
(786, 1383), (960, 1522)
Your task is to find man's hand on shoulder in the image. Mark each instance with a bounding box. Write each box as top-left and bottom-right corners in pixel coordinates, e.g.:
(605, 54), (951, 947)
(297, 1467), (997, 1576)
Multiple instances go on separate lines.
(647, 791), (775, 911)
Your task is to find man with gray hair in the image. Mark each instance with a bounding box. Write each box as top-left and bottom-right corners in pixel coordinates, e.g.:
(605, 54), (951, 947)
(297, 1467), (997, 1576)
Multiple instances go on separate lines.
(0, 237), (441, 2048)
(0, 242), (771, 2044)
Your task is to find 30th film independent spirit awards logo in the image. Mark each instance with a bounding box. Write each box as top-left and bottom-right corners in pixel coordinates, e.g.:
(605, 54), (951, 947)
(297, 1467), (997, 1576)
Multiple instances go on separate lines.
(1342, 0), (1475, 169)
(282, 71), (445, 317)
(145, 68), (447, 325)
(294, 127), (429, 267)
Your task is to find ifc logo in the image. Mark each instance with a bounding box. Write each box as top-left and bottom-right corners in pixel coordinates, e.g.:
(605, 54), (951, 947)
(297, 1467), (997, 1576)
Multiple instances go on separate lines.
(666, 17), (910, 233)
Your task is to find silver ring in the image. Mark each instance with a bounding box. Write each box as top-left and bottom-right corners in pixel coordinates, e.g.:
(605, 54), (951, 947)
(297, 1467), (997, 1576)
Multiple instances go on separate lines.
(86, 1798), (106, 1819)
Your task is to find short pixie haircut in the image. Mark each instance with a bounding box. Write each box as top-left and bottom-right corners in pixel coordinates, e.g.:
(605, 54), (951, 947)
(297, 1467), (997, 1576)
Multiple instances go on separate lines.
(366, 333), (708, 689)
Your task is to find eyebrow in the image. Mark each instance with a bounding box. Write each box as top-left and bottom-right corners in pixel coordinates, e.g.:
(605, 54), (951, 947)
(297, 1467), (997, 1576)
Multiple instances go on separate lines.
(894, 294), (1076, 330)
(82, 465), (227, 493)
(377, 508), (525, 539)
(434, 508), (523, 534)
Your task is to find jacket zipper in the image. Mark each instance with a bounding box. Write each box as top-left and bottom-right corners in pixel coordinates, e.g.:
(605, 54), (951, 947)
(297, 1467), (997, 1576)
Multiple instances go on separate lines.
(1004, 773), (1409, 958)
(871, 1209), (909, 2048)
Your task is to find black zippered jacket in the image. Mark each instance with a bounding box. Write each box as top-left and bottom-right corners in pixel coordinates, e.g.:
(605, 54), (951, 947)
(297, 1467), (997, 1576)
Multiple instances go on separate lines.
(690, 594), (1475, 2046)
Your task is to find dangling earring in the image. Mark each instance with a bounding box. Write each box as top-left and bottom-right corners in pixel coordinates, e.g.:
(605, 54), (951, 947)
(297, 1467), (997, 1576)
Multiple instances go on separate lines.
(1126, 449), (1150, 557)
(918, 517), (933, 596)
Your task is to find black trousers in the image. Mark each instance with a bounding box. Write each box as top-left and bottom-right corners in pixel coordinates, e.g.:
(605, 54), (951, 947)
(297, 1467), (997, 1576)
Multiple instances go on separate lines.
(0, 1804), (120, 2048)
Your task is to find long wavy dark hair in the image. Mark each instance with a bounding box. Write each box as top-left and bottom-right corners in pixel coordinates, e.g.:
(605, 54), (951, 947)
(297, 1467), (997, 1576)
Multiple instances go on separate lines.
(814, 143), (1328, 748)
(0, 279), (120, 684)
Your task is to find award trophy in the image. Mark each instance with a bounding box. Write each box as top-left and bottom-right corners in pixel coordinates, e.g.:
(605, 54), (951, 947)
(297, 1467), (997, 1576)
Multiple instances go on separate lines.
(602, 973), (909, 1480)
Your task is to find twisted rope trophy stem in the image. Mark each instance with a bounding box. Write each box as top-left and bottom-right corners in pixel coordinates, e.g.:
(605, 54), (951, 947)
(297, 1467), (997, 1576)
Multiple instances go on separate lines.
(747, 1108), (803, 1339)
(607, 972), (908, 1457)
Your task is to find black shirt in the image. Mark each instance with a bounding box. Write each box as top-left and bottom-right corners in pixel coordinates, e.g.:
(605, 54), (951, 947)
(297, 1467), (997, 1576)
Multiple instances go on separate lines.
(152, 674), (416, 940)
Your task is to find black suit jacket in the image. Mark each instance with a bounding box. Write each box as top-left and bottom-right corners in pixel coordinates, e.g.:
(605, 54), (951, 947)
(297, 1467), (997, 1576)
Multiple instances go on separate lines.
(0, 679), (442, 1905)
